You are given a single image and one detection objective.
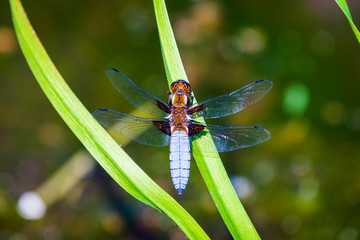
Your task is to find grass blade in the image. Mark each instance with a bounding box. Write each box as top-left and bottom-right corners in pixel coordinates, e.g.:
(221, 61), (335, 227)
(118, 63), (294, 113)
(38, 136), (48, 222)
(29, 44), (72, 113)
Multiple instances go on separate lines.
(10, 0), (209, 238)
(153, 1), (188, 83)
(335, 0), (360, 43)
(154, 0), (261, 239)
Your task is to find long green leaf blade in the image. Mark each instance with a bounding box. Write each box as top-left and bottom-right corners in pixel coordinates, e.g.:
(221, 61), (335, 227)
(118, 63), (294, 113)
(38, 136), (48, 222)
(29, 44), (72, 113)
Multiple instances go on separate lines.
(154, 0), (188, 83)
(10, 0), (209, 239)
(335, 0), (360, 43)
(154, 0), (261, 239)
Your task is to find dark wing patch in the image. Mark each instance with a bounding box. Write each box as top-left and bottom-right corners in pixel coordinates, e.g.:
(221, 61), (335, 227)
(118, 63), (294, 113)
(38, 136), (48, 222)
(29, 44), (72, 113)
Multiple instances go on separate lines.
(153, 121), (171, 136)
(156, 101), (171, 114)
(188, 122), (206, 136)
(187, 104), (205, 115)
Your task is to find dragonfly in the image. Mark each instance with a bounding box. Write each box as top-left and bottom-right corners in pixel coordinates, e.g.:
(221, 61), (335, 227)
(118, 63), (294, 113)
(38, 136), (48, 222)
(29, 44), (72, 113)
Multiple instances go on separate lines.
(93, 68), (273, 196)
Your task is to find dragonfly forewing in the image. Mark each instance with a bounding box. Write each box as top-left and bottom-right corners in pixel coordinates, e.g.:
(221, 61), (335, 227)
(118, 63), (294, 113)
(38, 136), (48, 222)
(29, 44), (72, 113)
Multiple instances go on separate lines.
(93, 108), (170, 147)
(106, 68), (171, 117)
(190, 79), (273, 119)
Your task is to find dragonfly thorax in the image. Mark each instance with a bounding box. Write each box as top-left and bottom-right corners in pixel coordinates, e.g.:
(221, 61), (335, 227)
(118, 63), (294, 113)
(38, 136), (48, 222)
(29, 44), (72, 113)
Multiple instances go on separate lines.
(168, 81), (192, 133)
(169, 107), (190, 133)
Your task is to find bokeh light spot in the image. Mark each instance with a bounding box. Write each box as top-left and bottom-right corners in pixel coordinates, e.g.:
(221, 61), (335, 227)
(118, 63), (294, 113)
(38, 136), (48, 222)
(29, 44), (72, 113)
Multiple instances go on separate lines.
(283, 82), (310, 116)
(231, 176), (254, 199)
(252, 161), (274, 185)
(175, 18), (199, 45)
(298, 178), (319, 201)
(0, 27), (17, 54)
(236, 27), (266, 54)
(191, 1), (221, 30)
(289, 154), (312, 177)
(72, 154), (95, 178)
(278, 119), (310, 145)
(17, 191), (46, 220)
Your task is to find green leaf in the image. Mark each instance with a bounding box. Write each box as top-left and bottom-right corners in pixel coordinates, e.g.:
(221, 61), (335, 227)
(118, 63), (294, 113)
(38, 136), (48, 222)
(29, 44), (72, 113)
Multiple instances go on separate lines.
(153, 0), (188, 84)
(10, 0), (210, 239)
(335, 0), (360, 43)
(154, 0), (261, 239)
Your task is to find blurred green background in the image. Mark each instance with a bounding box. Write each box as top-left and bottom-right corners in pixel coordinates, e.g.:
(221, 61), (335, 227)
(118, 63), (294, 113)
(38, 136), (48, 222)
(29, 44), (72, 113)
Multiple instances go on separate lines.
(1, 0), (360, 239)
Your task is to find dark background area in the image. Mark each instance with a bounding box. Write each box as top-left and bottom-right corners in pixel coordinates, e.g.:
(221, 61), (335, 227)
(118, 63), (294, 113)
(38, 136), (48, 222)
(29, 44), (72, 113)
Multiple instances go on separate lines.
(1, 0), (360, 239)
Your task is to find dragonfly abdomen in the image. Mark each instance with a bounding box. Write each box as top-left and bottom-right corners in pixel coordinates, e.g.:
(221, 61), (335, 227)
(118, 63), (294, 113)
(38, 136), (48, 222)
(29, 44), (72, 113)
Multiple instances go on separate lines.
(169, 130), (190, 196)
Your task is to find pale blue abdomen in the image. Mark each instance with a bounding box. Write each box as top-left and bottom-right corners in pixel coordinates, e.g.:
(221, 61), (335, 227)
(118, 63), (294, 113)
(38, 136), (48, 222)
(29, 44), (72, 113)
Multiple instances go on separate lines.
(169, 130), (191, 196)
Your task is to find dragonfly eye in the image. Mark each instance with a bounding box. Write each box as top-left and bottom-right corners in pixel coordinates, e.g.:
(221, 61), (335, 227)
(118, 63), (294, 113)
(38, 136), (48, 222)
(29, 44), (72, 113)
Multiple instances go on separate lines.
(183, 82), (191, 93)
(170, 82), (178, 92)
(171, 80), (191, 93)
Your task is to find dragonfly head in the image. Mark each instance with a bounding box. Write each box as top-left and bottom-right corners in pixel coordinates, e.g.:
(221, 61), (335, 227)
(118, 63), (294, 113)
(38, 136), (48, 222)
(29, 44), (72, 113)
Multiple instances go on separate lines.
(170, 80), (191, 94)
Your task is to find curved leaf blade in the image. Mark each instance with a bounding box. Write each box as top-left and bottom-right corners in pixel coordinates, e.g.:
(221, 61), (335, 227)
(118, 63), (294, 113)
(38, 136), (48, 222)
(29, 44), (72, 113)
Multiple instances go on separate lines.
(335, 0), (360, 43)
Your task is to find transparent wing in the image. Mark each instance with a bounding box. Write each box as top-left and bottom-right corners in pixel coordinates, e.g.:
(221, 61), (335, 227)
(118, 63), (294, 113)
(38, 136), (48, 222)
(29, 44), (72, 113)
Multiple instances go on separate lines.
(190, 122), (271, 152)
(106, 68), (170, 117)
(93, 108), (170, 147)
(190, 80), (273, 119)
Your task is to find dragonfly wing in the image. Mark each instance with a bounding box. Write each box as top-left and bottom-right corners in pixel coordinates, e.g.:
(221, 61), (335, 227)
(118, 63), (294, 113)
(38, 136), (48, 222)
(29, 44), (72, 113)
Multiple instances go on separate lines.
(93, 108), (170, 147)
(190, 80), (273, 119)
(190, 121), (271, 152)
(106, 68), (171, 117)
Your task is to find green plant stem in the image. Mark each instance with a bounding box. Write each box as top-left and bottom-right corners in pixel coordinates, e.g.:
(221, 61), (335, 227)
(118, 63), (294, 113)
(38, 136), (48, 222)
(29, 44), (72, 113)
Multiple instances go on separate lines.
(154, 0), (260, 239)
(10, 0), (209, 238)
